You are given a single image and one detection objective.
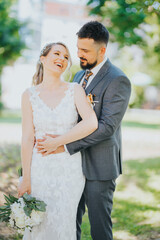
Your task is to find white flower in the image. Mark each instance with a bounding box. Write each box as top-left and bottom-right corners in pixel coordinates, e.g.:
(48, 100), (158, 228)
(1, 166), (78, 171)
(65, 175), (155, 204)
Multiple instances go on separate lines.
(27, 226), (32, 231)
(30, 210), (44, 226)
(8, 194), (46, 233)
(18, 197), (25, 208)
(15, 216), (25, 228)
(9, 218), (14, 227)
(25, 216), (34, 227)
(11, 202), (26, 220)
(18, 229), (25, 234)
(11, 202), (21, 213)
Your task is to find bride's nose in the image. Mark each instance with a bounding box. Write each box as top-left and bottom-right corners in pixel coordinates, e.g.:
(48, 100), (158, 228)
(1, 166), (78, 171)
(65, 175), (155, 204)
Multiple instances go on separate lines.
(59, 54), (65, 61)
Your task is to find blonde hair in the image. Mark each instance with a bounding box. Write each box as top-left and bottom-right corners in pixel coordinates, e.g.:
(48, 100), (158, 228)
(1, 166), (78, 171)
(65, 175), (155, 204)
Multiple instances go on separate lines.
(32, 42), (72, 86)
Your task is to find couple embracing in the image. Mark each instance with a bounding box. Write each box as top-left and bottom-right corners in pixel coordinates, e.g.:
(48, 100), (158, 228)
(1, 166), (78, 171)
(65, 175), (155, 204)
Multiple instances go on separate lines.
(18, 21), (131, 240)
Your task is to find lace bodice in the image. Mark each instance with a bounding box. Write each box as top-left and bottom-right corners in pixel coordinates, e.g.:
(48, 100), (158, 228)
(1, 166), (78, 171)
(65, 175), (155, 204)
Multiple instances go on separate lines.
(28, 83), (78, 139)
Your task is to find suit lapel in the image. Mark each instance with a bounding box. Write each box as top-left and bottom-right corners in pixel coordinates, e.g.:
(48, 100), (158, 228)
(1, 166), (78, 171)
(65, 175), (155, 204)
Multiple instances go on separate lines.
(86, 59), (111, 95)
(73, 71), (85, 84)
(73, 59), (111, 95)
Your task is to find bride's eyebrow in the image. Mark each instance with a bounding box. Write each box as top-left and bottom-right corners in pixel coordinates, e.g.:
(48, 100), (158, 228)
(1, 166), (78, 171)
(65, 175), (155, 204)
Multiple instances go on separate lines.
(53, 50), (69, 57)
(53, 50), (60, 53)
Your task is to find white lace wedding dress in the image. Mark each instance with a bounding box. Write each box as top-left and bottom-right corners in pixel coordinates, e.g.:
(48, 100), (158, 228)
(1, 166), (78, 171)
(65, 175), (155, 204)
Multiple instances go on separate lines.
(23, 83), (85, 240)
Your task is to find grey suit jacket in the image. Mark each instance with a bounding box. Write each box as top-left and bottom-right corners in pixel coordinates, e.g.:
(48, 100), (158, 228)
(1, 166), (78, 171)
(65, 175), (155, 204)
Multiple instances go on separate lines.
(66, 59), (131, 181)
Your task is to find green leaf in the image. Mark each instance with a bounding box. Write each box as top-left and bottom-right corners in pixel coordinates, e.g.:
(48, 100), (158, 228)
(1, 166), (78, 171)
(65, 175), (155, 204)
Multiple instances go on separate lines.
(35, 201), (47, 212)
(4, 195), (12, 204)
(9, 194), (18, 202)
(0, 206), (9, 210)
(23, 193), (36, 202)
(23, 206), (32, 217)
(18, 167), (22, 177)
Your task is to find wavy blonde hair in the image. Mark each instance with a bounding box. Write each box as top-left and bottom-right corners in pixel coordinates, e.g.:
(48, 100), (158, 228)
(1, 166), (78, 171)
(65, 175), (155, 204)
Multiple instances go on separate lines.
(32, 42), (72, 86)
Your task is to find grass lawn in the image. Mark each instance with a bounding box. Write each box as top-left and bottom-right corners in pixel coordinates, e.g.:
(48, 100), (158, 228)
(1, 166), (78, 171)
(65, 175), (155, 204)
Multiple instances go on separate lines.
(1, 109), (160, 130)
(122, 121), (160, 129)
(0, 110), (21, 124)
(82, 157), (160, 240)
(0, 144), (160, 239)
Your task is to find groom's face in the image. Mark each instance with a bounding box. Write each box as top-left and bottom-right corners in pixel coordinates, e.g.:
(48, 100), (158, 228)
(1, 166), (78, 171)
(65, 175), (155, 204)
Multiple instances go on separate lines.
(77, 38), (104, 70)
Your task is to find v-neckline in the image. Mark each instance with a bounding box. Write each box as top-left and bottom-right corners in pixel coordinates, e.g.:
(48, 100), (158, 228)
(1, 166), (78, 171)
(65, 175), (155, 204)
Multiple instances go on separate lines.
(35, 83), (71, 112)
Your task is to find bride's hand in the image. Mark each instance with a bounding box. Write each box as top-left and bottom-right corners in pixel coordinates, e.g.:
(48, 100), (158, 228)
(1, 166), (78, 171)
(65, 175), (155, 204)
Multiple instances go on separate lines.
(18, 179), (31, 198)
(36, 136), (59, 155)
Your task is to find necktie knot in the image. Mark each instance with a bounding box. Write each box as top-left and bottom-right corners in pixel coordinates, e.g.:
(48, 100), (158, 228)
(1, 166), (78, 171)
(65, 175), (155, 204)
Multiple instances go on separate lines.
(82, 70), (93, 89)
(85, 70), (93, 79)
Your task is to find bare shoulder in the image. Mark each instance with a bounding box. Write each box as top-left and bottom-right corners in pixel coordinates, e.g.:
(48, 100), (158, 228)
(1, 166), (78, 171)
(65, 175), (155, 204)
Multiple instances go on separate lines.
(74, 83), (85, 95)
(21, 88), (33, 103)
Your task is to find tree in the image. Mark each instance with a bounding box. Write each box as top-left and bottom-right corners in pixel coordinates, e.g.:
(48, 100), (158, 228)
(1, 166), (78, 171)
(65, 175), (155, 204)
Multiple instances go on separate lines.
(86, 0), (160, 85)
(0, 0), (27, 110)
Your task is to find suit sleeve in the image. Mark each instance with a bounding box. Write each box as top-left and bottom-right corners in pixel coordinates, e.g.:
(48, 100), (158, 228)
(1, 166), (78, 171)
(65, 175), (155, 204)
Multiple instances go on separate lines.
(66, 76), (131, 155)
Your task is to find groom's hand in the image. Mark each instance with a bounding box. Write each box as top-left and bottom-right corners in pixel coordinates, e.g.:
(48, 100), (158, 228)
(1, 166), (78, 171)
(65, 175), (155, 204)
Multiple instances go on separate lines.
(45, 134), (65, 154)
(36, 134), (65, 155)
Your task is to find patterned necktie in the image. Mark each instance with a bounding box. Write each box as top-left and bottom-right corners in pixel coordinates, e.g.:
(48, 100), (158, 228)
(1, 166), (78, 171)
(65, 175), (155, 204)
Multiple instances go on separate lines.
(82, 70), (93, 89)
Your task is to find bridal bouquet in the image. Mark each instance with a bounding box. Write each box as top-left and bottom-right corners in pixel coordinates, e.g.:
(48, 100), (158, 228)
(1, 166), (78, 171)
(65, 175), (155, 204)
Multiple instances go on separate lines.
(0, 191), (47, 234)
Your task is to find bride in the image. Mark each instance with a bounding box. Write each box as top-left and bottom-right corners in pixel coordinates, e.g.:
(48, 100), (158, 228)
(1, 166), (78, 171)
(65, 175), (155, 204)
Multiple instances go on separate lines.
(18, 42), (98, 240)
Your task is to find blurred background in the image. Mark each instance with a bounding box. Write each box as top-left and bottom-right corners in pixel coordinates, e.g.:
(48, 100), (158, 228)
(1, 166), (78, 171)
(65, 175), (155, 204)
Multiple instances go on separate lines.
(0, 0), (160, 239)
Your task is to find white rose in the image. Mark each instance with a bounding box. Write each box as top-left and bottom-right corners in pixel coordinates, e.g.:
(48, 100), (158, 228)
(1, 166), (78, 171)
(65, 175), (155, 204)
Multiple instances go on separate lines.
(9, 218), (14, 228)
(18, 229), (25, 234)
(15, 216), (25, 228)
(30, 210), (44, 226)
(25, 216), (34, 227)
(12, 206), (25, 219)
(18, 197), (25, 208)
(11, 202), (21, 214)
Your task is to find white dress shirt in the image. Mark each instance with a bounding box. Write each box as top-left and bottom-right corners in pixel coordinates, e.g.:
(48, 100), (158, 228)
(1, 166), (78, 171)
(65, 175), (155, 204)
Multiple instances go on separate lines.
(64, 56), (108, 153)
(80, 56), (108, 88)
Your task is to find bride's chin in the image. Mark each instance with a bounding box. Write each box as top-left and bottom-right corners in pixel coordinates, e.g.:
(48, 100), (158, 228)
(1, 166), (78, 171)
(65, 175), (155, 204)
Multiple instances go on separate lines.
(51, 67), (65, 74)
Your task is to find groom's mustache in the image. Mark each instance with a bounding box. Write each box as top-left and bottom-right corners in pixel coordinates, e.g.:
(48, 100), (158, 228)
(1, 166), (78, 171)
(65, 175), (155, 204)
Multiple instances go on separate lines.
(80, 57), (87, 61)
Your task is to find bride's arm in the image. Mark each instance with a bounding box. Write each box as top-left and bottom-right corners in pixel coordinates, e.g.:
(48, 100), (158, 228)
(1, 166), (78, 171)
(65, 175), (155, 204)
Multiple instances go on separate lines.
(38, 84), (98, 154)
(18, 90), (34, 197)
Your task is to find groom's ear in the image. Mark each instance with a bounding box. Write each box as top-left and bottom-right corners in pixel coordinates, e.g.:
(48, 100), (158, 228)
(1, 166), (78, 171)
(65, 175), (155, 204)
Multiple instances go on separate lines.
(99, 46), (106, 56)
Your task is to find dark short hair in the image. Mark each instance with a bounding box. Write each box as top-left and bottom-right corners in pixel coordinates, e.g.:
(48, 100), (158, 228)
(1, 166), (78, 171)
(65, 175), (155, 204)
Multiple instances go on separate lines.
(77, 21), (109, 46)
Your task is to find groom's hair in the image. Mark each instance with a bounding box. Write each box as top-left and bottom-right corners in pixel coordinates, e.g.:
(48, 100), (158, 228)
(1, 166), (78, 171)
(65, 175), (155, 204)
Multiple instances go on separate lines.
(77, 21), (109, 46)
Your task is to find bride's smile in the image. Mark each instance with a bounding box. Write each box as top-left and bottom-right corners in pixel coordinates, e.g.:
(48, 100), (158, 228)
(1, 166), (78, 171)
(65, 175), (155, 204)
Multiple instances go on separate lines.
(41, 44), (69, 74)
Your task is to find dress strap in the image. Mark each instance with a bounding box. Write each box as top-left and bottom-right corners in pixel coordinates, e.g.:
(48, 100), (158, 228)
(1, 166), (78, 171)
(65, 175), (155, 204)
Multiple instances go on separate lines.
(27, 86), (40, 107)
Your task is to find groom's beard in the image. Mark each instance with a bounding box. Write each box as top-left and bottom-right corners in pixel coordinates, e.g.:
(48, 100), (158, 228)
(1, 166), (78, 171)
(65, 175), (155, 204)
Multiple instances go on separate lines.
(80, 58), (97, 70)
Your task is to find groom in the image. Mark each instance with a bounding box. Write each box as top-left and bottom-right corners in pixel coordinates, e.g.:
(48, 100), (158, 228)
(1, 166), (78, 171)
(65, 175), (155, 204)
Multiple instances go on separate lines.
(66, 21), (131, 240)
(38, 21), (131, 240)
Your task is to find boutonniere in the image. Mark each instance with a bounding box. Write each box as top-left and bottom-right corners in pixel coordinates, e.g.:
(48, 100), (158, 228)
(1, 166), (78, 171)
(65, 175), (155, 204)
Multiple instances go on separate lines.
(87, 93), (99, 108)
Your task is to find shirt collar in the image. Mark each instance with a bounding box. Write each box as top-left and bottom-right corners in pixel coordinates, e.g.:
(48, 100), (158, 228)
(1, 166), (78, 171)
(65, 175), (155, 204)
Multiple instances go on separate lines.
(89, 56), (108, 76)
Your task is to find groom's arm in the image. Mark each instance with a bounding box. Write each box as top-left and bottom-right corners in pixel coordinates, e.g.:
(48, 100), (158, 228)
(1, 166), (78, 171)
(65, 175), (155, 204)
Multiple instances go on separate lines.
(66, 76), (131, 155)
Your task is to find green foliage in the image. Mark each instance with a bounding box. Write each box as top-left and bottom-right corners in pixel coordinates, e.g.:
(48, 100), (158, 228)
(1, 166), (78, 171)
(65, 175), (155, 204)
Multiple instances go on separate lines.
(63, 64), (81, 82)
(88, 0), (146, 46)
(0, 192), (46, 225)
(22, 193), (47, 217)
(87, 0), (160, 85)
(0, 0), (28, 111)
(18, 168), (22, 177)
(82, 157), (160, 239)
(129, 85), (145, 108)
(0, 0), (27, 74)
(87, 0), (159, 46)
(122, 120), (160, 129)
(0, 195), (18, 222)
(0, 109), (21, 123)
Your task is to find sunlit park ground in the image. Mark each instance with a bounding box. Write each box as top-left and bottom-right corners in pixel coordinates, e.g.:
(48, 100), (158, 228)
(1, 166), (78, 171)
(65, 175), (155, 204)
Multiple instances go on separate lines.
(0, 109), (160, 240)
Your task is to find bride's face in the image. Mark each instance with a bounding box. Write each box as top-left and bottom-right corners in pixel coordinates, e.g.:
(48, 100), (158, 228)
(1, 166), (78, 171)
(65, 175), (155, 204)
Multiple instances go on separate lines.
(41, 44), (69, 74)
